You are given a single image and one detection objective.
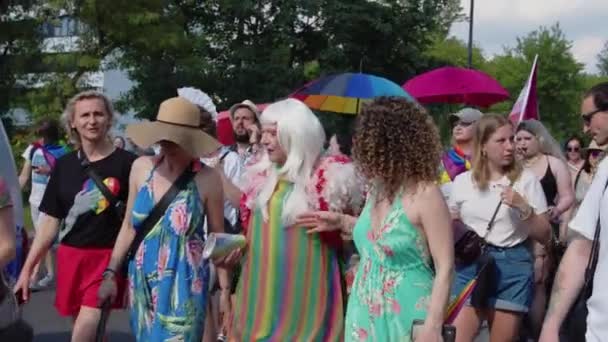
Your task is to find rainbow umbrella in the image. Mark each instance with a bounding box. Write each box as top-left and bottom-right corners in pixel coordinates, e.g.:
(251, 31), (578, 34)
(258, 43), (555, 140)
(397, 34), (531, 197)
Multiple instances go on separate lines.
(290, 72), (414, 115)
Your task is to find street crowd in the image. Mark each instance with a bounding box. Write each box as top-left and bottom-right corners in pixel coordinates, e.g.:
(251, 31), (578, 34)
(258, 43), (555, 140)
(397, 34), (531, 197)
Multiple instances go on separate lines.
(0, 82), (607, 342)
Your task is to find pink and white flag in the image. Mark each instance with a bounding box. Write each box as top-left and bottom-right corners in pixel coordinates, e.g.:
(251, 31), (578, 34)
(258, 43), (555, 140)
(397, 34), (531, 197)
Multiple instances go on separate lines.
(509, 55), (539, 124)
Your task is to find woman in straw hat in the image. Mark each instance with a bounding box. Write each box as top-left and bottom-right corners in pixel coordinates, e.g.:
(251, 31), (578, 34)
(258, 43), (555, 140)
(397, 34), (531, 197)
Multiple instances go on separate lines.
(97, 97), (229, 342)
(14, 91), (138, 341)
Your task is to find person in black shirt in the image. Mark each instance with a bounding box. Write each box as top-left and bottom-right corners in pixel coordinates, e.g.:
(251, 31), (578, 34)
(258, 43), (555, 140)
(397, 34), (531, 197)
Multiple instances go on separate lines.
(14, 91), (137, 342)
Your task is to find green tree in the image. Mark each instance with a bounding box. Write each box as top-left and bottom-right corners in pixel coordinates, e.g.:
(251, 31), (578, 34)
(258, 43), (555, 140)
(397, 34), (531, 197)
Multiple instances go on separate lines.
(101, 0), (459, 119)
(0, 1), (43, 127)
(424, 36), (486, 69)
(598, 41), (608, 76)
(486, 23), (584, 140)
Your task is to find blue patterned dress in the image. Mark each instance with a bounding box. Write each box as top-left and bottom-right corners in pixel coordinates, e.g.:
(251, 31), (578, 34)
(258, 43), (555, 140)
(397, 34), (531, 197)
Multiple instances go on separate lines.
(128, 160), (209, 342)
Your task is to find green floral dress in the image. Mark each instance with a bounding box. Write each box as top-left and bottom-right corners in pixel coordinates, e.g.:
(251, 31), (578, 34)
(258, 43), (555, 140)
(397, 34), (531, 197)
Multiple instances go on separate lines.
(345, 194), (435, 341)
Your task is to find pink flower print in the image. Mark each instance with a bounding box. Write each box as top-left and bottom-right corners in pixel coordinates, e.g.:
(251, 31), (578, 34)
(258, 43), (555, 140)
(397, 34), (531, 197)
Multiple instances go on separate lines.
(157, 244), (170, 277)
(382, 278), (397, 293)
(170, 202), (189, 235)
(352, 327), (369, 340)
(388, 298), (401, 314)
(369, 302), (382, 316)
(128, 279), (135, 307)
(151, 287), (159, 313)
(191, 278), (203, 294)
(135, 244), (145, 270)
(381, 245), (394, 257)
(186, 240), (204, 269)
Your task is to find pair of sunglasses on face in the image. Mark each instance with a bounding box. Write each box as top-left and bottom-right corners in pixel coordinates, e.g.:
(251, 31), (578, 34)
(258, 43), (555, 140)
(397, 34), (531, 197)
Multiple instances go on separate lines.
(566, 146), (580, 152)
(589, 149), (605, 158)
(452, 120), (473, 128)
(581, 107), (607, 125)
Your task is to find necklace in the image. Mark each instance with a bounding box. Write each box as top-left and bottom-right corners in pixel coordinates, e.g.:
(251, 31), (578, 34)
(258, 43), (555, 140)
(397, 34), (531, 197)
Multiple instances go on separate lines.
(523, 154), (542, 168)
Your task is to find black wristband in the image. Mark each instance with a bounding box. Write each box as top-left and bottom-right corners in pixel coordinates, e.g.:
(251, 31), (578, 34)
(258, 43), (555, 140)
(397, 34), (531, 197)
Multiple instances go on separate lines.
(102, 268), (116, 279)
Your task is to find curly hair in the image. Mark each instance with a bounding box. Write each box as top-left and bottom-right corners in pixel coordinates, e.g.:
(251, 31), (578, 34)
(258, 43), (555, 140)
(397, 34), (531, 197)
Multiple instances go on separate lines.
(353, 97), (442, 202)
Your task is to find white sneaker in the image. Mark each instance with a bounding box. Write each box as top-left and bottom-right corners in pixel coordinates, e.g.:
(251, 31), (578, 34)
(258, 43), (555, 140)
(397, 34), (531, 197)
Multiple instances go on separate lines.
(36, 275), (54, 288)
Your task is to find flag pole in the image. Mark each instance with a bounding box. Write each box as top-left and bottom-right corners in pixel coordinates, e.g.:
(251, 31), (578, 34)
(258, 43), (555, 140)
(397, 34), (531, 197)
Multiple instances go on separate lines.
(467, 0), (475, 68)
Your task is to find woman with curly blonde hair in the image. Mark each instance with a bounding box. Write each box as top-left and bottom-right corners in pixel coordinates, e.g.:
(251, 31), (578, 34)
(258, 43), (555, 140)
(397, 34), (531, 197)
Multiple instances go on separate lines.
(298, 97), (454, 341)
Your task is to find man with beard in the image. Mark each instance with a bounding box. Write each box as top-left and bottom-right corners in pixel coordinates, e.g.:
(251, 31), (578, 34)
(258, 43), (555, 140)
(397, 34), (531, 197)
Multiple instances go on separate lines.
(228, 100), (261, 166)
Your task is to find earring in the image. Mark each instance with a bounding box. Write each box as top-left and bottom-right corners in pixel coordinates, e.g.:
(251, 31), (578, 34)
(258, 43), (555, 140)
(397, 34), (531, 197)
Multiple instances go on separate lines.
(482, 151), (487, 158)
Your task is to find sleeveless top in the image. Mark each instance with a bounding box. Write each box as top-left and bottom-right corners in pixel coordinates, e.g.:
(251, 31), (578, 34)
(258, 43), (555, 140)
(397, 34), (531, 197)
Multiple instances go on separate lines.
(345, 192), (434, 340)
(540, 157), (558, 206)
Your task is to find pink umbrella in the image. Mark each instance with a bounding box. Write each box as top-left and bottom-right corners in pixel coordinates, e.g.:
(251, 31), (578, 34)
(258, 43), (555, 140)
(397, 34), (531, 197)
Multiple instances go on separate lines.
(216, 103), (269, 146)
(402, 66), (509, 107)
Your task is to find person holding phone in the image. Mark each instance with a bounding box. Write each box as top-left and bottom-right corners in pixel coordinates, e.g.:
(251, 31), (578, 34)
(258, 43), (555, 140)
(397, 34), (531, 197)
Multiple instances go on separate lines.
(228, 100), (262, 166)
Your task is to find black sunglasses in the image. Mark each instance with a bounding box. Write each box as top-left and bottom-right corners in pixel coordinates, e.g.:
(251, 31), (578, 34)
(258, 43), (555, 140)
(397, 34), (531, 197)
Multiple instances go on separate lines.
(581, 108), (605, 125)
(567, 146), (580, 152)
(452, 120), (473, 128)
(589, 149), (605, 158)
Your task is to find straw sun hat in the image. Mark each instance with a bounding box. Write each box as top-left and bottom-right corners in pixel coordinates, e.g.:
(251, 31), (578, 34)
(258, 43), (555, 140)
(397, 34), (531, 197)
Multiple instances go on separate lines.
(126, 97), (220, 157)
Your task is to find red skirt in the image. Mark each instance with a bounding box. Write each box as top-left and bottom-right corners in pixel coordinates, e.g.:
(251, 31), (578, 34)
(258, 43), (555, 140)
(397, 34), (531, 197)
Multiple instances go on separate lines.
(55, 244), (126, 317)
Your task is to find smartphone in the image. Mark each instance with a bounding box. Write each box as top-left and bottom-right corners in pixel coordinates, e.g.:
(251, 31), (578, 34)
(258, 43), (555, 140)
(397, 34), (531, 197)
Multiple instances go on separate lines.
(411, 319), (456, 342)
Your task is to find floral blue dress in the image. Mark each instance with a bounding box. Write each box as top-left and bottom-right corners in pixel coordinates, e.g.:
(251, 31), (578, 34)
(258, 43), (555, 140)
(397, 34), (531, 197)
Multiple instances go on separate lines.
(128, 160), (209, 342)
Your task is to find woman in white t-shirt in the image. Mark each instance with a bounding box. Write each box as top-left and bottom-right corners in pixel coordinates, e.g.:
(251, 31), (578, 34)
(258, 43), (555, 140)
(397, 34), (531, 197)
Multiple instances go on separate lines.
(449, 114), (551, 342)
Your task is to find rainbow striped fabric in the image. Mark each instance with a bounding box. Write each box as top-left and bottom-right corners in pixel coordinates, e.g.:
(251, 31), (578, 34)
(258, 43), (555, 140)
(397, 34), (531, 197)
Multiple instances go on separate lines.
(231, 180), (344, 341)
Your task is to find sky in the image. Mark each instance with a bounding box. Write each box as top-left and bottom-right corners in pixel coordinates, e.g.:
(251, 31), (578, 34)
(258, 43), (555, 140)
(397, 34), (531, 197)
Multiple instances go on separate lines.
(450, 0), (608, 74)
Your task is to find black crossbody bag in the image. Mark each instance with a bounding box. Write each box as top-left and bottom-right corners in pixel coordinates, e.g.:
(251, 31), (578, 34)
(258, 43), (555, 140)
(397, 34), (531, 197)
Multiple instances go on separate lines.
(561, 179), (608, 340)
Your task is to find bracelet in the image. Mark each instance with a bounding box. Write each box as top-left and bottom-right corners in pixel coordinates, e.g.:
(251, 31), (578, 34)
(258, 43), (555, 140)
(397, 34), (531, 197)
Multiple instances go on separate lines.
(518, 204), (533, 221)
(102, 268), (116, 279)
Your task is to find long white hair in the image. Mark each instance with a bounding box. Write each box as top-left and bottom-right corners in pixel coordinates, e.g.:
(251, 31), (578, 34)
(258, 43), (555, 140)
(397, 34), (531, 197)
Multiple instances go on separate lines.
(517, 119), (566, 162)
(253, 98), (325, 225)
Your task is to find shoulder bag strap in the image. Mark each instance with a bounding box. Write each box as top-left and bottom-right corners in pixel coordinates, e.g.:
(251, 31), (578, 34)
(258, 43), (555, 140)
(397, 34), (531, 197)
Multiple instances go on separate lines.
(122, 163), (196, 274)
(79, 151), (122, 214)
(583, 179), (608, 292)
(219, 149), (230, 163)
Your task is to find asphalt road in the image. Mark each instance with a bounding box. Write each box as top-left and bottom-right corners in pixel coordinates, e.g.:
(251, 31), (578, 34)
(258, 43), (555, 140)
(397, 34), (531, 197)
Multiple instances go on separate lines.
(22, 288), (491, 342)
(22, 288), (134, 342)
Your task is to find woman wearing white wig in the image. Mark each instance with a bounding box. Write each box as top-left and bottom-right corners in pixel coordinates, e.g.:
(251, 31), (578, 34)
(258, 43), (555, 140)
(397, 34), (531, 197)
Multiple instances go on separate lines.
(220, 98), (364, 341)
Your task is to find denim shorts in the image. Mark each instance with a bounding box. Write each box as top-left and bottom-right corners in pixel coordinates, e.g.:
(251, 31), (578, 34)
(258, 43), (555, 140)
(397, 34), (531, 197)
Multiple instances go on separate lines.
(451, 241), (534, 313)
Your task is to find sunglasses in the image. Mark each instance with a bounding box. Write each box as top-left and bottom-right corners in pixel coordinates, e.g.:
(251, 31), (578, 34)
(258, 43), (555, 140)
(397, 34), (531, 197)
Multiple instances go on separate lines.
(589, 150), (605, 158)
(567, 146), (580, 152)
(453, 120), (473, 128)
(581, 108), (605, 125)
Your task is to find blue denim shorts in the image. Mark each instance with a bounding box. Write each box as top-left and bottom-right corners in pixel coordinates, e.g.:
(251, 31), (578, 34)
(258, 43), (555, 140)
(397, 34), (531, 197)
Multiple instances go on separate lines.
(451, 241), (534, 313)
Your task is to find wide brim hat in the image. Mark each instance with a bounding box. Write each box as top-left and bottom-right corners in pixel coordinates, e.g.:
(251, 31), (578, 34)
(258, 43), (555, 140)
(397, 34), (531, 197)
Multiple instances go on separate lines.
(126, 97), (220, 157)
(229, 99), (260, 121)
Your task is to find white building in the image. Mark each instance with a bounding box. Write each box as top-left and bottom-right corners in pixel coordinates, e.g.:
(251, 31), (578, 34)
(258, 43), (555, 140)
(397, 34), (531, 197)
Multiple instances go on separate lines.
(8, 13), (137, 131)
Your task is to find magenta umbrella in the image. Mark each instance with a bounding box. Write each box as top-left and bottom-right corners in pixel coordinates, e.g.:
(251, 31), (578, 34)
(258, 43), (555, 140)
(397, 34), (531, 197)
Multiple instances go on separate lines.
(402, 66), (509, 107)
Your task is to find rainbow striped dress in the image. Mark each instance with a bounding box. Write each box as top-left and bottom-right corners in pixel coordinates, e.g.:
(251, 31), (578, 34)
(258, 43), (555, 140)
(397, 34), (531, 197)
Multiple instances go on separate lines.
(231, 180), (344, 341)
